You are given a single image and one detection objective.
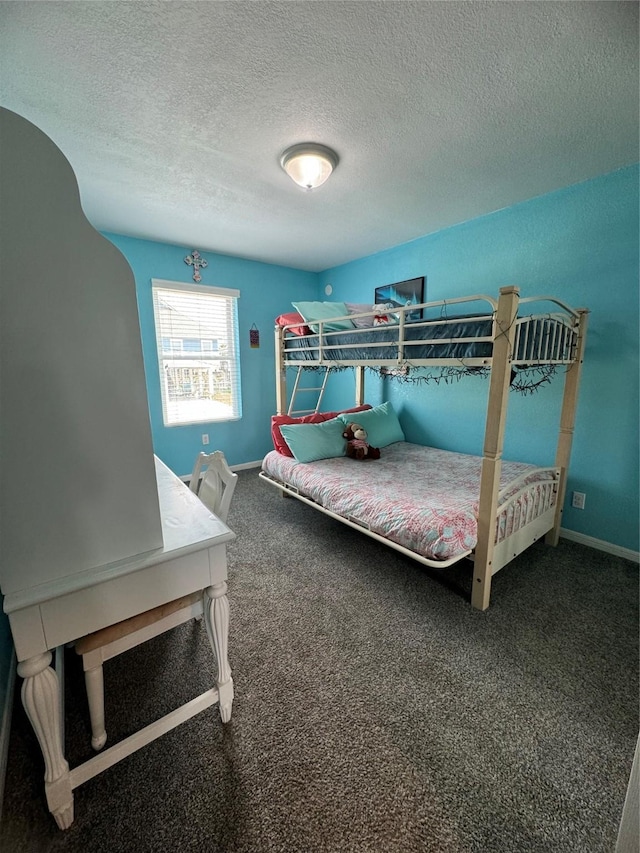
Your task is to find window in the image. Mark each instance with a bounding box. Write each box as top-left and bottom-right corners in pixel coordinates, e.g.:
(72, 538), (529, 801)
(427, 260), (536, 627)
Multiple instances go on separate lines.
(151, 279), (241, 426)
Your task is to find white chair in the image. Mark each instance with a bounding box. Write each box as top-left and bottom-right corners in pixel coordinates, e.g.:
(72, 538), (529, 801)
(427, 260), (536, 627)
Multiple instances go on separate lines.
(188, 450), (238, 521)
(75, 451), (237, 750)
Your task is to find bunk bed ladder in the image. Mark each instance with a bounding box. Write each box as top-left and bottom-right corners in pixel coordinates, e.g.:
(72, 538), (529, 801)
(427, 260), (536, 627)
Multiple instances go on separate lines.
(287, 365), (332, 416)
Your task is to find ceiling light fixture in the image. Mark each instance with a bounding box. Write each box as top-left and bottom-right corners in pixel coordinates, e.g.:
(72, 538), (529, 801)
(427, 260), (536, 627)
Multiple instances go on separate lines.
(280, 143), (339, 191)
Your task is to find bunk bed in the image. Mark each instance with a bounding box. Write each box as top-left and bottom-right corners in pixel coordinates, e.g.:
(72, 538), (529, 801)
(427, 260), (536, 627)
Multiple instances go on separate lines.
(259, 286), (588, 610)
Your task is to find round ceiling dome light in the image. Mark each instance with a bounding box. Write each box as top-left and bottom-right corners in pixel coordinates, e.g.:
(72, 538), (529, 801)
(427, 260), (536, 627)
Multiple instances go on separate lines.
(280, 143), (339, 191)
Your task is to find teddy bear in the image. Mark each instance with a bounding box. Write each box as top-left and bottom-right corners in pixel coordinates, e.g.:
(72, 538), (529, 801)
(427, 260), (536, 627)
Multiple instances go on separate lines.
(342, 422), (381, 460)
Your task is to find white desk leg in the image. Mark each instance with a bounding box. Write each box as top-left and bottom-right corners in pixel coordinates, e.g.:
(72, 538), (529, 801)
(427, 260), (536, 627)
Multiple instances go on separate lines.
(204, 583), (233, 723)
(17, 652), (74, 829)
(84, 662), (108, 751)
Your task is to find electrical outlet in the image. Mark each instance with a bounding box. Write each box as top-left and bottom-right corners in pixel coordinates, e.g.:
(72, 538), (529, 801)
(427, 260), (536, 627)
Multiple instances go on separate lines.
(571, 491), (586, 510)
(202, 433), (209, 445)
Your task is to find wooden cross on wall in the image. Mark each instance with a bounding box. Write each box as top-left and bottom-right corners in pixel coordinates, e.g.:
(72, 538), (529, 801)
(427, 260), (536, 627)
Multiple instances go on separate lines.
(184, 250), (208, 282)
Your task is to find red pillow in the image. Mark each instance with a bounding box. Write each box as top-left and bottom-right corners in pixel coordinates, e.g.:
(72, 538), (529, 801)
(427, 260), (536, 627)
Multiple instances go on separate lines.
(275, 312), (311, 337)
(271, 404), (372, 456)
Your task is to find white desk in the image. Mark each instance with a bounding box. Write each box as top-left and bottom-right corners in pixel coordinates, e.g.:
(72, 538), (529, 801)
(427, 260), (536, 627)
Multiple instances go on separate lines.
(3, 457), (236, 829)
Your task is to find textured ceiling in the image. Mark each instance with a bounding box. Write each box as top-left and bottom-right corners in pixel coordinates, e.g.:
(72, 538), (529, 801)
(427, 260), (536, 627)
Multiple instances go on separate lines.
(0, 1), (637, 272)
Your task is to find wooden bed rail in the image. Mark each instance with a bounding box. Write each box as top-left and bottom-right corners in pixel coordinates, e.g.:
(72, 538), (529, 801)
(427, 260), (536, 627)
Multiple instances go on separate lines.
(496, 466), (560, 506)
(472, 285), (520, 611)
(545, 307), (589, 546)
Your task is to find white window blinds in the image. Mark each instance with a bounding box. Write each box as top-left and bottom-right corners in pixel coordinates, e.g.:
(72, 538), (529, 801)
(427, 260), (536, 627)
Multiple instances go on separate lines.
(151, 279), (241, 426)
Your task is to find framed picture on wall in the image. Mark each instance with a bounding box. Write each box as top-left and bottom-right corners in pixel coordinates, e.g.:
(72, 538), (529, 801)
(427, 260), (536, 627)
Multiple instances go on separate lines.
(374, 276), (425, 321)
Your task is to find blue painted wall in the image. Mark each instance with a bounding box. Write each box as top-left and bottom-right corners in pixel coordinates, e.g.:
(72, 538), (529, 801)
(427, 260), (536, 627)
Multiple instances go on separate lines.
(317, 166), (639, 552)
(105, 234), (317, 476)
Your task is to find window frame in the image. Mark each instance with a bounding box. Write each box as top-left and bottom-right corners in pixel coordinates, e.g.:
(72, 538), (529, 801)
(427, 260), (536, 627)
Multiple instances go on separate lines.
(151, 278), (242, 428)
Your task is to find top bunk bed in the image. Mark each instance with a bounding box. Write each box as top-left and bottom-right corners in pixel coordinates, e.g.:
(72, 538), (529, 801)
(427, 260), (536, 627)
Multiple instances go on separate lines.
(267, 286), (588, 611)
(275, 289), (583, 403)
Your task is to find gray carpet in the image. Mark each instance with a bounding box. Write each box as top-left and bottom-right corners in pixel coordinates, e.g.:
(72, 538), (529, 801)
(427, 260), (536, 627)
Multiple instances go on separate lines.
(1, 469), (638, 853)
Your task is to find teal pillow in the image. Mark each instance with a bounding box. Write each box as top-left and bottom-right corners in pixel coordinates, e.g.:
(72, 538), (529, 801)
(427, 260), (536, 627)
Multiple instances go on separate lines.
(279, 417), (346, 463)
(292, 301), (354, 333)
(337, 401), (405, 448)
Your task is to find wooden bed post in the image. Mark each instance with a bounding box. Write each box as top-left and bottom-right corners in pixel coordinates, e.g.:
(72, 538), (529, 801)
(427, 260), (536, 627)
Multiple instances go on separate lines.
(545, 308), (590, 546)
(275, 325), (286, 415)
(355, 366), (365, 406)
(472, 285), (520, 611)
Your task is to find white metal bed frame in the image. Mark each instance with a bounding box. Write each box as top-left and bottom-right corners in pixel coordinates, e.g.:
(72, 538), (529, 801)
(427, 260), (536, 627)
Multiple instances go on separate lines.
(263, 286), (588, 610)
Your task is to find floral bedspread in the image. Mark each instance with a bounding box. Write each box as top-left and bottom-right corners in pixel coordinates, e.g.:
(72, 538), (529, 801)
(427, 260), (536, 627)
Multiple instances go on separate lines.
(261, 442), (555, 561)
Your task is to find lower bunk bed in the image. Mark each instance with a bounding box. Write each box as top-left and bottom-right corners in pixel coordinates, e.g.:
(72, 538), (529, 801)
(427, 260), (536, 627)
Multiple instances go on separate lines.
(260, 436), (560, 605)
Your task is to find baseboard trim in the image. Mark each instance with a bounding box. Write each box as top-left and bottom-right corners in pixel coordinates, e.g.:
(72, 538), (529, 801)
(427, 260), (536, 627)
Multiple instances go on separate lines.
(560, 528), (639, 563)
(0, 650), (17, 822)
(230, 460), (263, 472)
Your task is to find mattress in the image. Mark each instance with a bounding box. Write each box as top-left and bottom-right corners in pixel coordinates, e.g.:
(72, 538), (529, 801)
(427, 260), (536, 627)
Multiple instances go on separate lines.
(283, 315), (492, 362)
(261, 442), (556, 561)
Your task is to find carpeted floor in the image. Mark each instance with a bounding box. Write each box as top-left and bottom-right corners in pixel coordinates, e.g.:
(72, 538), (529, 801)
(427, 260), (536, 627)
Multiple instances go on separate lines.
(1, 469), (638, 853)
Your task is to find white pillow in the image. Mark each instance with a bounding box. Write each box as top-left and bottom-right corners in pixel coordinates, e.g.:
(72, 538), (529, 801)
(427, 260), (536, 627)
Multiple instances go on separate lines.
(345, 302), (377, 329)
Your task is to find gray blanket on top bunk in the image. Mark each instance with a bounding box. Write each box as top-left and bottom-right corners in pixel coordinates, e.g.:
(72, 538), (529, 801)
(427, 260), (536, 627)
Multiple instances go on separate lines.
(283, 314), (572, 363)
